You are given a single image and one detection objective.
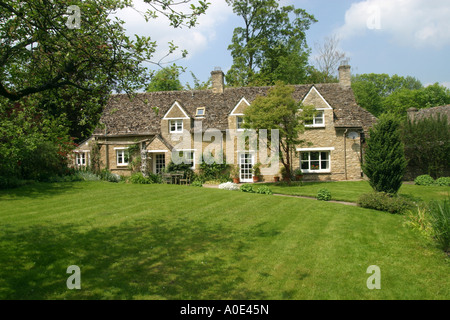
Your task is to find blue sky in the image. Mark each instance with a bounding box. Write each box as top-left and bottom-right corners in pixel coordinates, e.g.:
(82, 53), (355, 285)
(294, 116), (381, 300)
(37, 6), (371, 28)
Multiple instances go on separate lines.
(117, 0), (450, 89)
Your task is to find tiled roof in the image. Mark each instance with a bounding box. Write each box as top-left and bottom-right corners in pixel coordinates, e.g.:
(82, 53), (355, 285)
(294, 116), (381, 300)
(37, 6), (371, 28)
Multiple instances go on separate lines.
(94, 83), (377, 136)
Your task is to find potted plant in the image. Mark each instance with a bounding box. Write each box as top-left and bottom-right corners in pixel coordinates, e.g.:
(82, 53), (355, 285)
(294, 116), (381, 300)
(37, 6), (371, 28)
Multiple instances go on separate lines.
(231, 165), (240, 184)
(294, 168), (303, 181)
(274, 175), (280, 182)
(252, 162), (261, 182)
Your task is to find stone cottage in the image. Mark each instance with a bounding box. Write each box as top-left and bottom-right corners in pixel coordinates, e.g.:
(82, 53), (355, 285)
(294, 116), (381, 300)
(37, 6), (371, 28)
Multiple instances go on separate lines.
(73, 64), (377, 182)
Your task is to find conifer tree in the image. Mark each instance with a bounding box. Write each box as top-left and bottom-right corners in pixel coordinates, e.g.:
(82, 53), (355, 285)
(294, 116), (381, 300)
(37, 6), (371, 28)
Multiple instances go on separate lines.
(363, 114), (407, 194)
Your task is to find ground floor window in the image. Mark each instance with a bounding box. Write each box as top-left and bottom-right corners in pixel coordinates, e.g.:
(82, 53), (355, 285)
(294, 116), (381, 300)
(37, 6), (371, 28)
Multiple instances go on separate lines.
(300, 151), (330, 172)
(76, 152), (87, 166)
(116, 149), (129, 166)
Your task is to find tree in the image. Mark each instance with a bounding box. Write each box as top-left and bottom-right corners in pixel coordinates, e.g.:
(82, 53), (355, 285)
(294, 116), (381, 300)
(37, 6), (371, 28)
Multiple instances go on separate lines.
(351, 73), (423, 116)
(362, 113), (407, 195)
(313, 35), (347, 83)
(0, 0), (208, 101)
(225, 0), (316, 86)
(0, 0), (209, 182)
(243, 82), (315, 180)
(147, 64), (184, 92)
(382, 83), (450, 116)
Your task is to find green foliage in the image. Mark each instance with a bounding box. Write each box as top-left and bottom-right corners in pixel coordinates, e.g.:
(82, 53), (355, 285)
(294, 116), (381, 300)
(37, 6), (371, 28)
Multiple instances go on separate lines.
(427, 199), (450, 252)
(317, 188), (332, 201)
(407, 198), (450, 252)
(239, 183), (272, 195)
(435, 177), (450, 187)
(147, 64), (184, 92)
(129, 172), (153, 185)
(414, 175), (436, 186)
(190, 180), (203, 187)
(225, 0), (316, 86)
(244, 82), (312, 179)
(199, 161), (229, 182)
(352, 74), (450, 117)
(166, 161), (194, 178)
(357, 192), (415, 214)
(0, 0), (208, 102)
(240, 184), (255, 193)
(99, 169), (122, 183)
(363, 113), (407, 195)
(401, 115), (450, 179)
(255, 186), (273, 195)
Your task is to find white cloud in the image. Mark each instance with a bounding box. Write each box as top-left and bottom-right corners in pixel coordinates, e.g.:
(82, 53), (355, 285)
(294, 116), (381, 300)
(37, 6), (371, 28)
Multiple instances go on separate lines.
(114, 0), (233, 63)
(336, 0), (450, 48)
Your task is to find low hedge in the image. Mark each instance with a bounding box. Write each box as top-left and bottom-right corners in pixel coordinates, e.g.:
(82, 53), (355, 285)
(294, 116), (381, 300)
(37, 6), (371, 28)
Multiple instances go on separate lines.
(357, 192), (415, 214)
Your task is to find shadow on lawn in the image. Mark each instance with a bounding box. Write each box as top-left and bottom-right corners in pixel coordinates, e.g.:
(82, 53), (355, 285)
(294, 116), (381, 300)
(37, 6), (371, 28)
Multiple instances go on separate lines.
(0, 218), (267, 300)
(0, 182), (83, 201)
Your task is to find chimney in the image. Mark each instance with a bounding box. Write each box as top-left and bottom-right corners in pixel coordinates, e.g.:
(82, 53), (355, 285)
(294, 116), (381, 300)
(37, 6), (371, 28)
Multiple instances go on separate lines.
(338, 60), (351, 89)
(211, 67), (224, 94)
(407, 107), (418, 122)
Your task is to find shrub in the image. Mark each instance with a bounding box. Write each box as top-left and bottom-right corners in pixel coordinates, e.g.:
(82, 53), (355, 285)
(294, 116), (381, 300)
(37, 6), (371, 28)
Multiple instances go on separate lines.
(255, 186), (273, 195)
(218, 182), (239, 191)
(427, 199), (450, 252)
(407, 199), (450, 252)
(435, 177), (450, 187)
(414, 174), (435, 186)
(240, 184), (255, 193)
(100, 169), (121, 183)
(191, 180), (203, 187)
(363, 113), (407, 194)
(129, 172), (152, 184)
(75, 170), (100, 181)
(357, 192), (415, 214)
(317, 188), (332, 201)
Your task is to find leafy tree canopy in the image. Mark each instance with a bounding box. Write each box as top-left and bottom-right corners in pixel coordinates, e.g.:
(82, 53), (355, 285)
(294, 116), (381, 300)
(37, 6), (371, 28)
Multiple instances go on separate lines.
(225, 0), (316, 87)
(147, 64), (184, 92)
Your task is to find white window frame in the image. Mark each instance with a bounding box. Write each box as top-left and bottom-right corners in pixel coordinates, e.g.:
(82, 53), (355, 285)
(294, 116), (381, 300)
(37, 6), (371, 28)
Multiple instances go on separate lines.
(116, 149), (129, 166)
(154, 153), (166, 174)
(298, 148), (333, 173)
(305, 110), (325, 128)
(236, 116), (245, 131)
(196, 107), (205, 117)
(169, 119), (183, 133)
(76, 152), (87, 166)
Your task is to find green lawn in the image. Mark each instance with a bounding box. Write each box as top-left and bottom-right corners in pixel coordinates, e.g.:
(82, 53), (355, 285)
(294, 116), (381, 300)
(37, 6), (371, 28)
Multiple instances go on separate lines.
(0, 181), (448, 300)
(265, 180), (450, 203)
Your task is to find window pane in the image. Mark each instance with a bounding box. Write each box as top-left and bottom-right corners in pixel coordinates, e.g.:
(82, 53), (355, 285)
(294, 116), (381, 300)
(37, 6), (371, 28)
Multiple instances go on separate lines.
(310, 152), (320, 161)
(311, 161), (320, 170)
(321, 160), (329, 170)
(301, 153), (309, 161)
(301, 161), (309, 170)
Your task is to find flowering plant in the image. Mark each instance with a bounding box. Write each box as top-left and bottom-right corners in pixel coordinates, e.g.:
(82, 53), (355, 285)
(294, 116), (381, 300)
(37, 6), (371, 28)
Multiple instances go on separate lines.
(218, 182), (240, 191)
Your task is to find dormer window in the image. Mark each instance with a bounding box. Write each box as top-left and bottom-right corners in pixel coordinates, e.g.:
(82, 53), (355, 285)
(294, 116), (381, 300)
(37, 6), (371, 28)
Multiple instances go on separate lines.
(169, 120), (183, 133)
(196, 108), (205, 117)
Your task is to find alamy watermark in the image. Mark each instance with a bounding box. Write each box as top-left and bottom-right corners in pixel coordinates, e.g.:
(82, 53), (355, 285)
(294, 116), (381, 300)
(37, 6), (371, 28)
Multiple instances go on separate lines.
(66, 5), (81, 29)
(169, 121), (280, 175)
(66, 265), (81, 290)
(366, 265), (381, 290)
(366, 6), (381, 30)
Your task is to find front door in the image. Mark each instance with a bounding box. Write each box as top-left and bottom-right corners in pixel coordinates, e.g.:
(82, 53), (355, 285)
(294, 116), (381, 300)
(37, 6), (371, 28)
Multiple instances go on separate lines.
(239, 153), (254, 183)
(154, 153), (166, 174)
